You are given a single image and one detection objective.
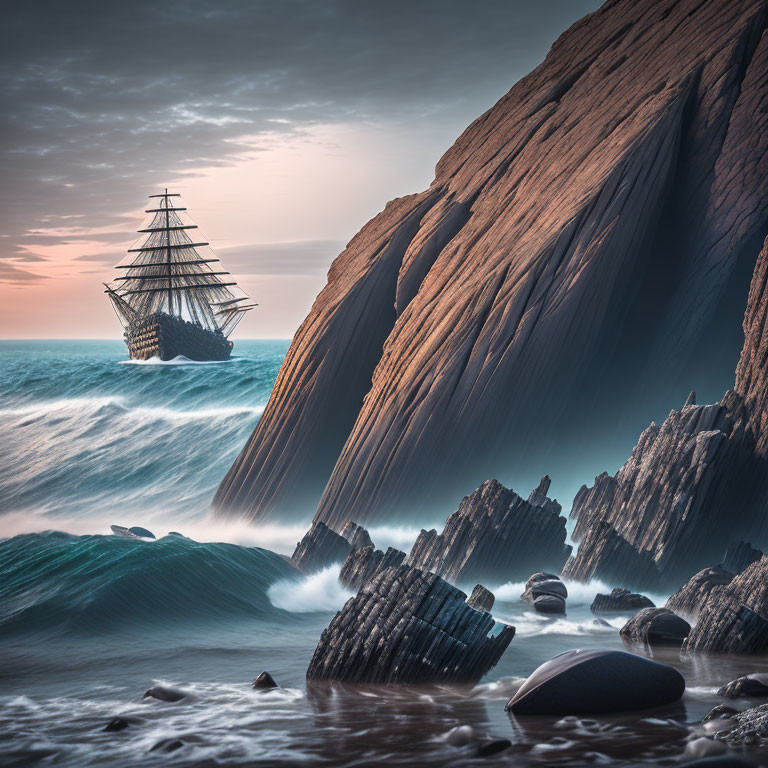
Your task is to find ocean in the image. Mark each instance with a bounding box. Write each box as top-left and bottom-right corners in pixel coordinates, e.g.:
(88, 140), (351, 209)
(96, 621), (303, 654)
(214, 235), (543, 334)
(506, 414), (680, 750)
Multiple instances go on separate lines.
(0, 340), (764, 767)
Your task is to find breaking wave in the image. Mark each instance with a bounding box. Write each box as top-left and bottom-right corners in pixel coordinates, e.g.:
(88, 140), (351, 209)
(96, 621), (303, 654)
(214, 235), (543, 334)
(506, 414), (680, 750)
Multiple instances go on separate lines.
(268, 565), (354, 613)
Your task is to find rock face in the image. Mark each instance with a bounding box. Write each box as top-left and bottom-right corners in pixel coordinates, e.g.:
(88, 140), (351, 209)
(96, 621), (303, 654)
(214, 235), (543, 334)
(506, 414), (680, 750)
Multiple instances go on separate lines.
(215, 0), (768, 527)
(561, 520), (660, 590)
(306, 565), (514, 684)
(291, 522), (351, 574)
(722, 541), (763, 574)
(338, 545), (406, 590)
(619, 607), (691, 648)
(666, 567), (735, 620)
(340, 521), (373, 551)
(591, 588), (654, 613)
(568, 232), (768, 589)
(506, 649), (685, 715)
(405, 479), (571, 585)
(466, 584), (495, 612)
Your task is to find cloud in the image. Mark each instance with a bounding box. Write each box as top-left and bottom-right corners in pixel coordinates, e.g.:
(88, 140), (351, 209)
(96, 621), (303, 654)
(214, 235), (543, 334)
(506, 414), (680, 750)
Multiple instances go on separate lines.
(218, 239), (345, 276)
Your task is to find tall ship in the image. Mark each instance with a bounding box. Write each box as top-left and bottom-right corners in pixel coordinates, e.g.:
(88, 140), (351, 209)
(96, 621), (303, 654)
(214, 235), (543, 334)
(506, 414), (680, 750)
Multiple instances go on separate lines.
(105, 190), (255, 361)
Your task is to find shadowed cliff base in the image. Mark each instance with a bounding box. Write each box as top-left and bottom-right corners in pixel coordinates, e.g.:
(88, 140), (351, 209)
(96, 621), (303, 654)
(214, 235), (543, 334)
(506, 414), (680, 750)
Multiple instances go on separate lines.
(215, 0), (768, 527)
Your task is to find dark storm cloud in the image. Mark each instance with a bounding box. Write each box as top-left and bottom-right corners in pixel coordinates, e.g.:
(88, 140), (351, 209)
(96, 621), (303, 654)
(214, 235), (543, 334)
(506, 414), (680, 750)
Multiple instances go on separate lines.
(0, 0), (601, 281)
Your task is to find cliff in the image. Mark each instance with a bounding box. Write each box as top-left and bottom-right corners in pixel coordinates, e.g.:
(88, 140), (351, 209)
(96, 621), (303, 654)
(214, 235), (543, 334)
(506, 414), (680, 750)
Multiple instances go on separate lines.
(216, 0), (768, 526)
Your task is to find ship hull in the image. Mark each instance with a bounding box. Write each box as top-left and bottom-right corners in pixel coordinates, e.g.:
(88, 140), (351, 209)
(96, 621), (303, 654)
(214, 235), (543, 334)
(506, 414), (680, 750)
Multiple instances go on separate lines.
(126, 312), (233, 361)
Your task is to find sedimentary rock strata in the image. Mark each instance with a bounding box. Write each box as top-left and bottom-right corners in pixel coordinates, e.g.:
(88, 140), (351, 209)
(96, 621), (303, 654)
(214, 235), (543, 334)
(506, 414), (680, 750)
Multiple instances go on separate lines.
(561, 520), (660, 590)
(306, 564), (514, 684)
(216, 0), (768, 527)
(619, 608), (690, 648)
(506, 649), (685, 715)
(339, 522), (373, 551)
(291, 522), (351, 574)
(405, 479), (571, 585)
(666, 567), (735, 620)
(591, 588), (654, 613)
(466, 584), (495, 613)
(338, 545), (406, 590)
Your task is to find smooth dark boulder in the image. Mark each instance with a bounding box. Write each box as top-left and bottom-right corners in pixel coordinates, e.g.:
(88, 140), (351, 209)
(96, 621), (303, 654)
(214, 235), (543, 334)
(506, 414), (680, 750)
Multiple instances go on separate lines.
(520, 572), (560, 600)
(338, 545), (405, 590)
(476, 739), (511, 757)
(722, 541), (763, 575)
(466, 584), (495, 613)
(252, 671), (278, 690)
(291, 521), (351, 574)
(306, 564), (513, 684)
(533, 594), (566, 615)
(104, 717), (131, 732)
(406, 479), (571, 585)
(522, 577), (567, 602)
(666, 567), (735, 620)
(718, 674), (768, 699)
(143, 685), (186, 703)
(619, 607), (691, 648)
(591, 588), (654, 613)
(505, 649), (685, 715)
(150, 738), (184, 753)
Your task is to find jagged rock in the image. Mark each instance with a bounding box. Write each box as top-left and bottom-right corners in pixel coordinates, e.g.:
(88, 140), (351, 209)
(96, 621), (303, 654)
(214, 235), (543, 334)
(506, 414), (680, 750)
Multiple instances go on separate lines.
(338, 545), (406, 590)
(340, 521), (373, 550)
(252, 671), (278, 690)
(683, 597), (768, 656)
(568, 233), (768, 589)
(591, 588), (654, 614)
(521, 574), (567, 602)
(685, 391), (697, 407)
(291, 522), (351, 574)
(215, 0), (768, 528)
(619, 607), (690, 648)
(306, 564), (514, 684)
(405, 479), (571, 585)
(505, 649), (685, 715)
(718, 674), (768, 699)
(706, 702), (768, 746)
(534, 594), (566, 615)
(561, 520), (660, 590)
(666, 567), (735, 620)
(722, 542), (763, 575)
(466, 584), (495, 612)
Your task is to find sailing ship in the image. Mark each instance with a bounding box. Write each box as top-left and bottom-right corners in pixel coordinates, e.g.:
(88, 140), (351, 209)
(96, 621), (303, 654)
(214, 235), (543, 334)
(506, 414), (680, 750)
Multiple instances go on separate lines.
(105, 190), (255, 361)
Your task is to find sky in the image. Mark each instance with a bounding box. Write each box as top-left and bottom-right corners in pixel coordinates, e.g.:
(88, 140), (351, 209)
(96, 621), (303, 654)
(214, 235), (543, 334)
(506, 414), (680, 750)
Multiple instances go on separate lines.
(0, 0), (601, 339)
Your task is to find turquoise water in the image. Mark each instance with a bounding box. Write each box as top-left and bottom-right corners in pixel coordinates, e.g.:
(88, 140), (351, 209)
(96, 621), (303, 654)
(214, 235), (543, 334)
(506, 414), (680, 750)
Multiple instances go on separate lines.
(0, 340), (288, 524)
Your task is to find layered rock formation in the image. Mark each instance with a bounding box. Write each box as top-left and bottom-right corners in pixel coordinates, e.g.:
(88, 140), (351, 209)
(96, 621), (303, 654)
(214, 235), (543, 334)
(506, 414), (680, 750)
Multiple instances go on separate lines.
(306, 565), (514, 684)
(619, 607), (690, 648)
(405, 479), (571, 585)
(591, 588), (654, 613)
(666, 567), (735, 620)
(466, 584), (495, 613)
(568, 234), (768, 588)
(291, 521), (352, 574)
(216, 0), (768, 527)
(338, 545), (405, 591)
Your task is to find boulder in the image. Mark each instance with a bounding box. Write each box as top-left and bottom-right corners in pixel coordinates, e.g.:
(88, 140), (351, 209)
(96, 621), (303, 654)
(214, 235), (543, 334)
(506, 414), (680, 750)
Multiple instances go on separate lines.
(703, 705), (739, 722)
(505, 649), (685, 715)
(718, 674), (768, 699)
(466, 584), (495, 613)
(338, 545), (405, 590)
(666, 567), (735, 620)
(143, 685), (186, 703)
(534, 594), (566, 615)
(150, 738), (184, 753)
(306, 564), (514, 684)
(406, 479), (571, 585)
(522, 575), (567, 602)
(476, 739), (511, 757)
(252, 671), (278, 690)
(619, 607), (690, 648)
(682, 595), (768, 655)
(591, 588), (654, 613)
(339, 521), (373, 550)
(291, 522), (351, 574)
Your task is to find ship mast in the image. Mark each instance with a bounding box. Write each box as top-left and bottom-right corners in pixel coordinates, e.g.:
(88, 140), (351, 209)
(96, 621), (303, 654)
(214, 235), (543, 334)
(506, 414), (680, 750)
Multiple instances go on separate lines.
(104, 190), (256, 336)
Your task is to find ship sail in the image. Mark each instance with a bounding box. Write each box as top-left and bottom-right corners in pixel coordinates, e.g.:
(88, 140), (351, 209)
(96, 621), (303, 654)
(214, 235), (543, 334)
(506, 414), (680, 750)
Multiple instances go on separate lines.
(105, 190), (256, 337)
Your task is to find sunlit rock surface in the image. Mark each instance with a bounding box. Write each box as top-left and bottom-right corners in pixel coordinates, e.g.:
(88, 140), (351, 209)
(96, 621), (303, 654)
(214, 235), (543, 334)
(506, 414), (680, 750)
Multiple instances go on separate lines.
(215, 0), (768, 526)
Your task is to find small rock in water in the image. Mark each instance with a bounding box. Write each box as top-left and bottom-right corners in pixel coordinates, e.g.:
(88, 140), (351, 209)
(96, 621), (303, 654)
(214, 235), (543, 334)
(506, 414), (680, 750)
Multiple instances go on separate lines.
(143, 685), (186, 702)
(103, 717), (131, 732)
(533, 593), (566, 614)
(521, 572), (562, 601)
(506, 649), (685, 715)
(702, 704), (739, 722)
(619, 607), (690, 648)
(684, 737), (728, 760)
(476, 738), (511, 757)
(252, 671), (278, 689)
(718, 674), (768, 699)
(128, 526), (155, 539)
(444, 725), (476, 746)
(150, 738), (184, 753)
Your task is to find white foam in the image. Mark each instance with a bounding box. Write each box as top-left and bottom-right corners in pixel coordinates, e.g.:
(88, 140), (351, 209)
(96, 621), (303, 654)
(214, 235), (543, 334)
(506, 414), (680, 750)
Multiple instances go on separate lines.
(491, 577), (671, 607)
(267, 565), (353, 613)
(0, 396), (126, 418)
(118, 355), (244, 366)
